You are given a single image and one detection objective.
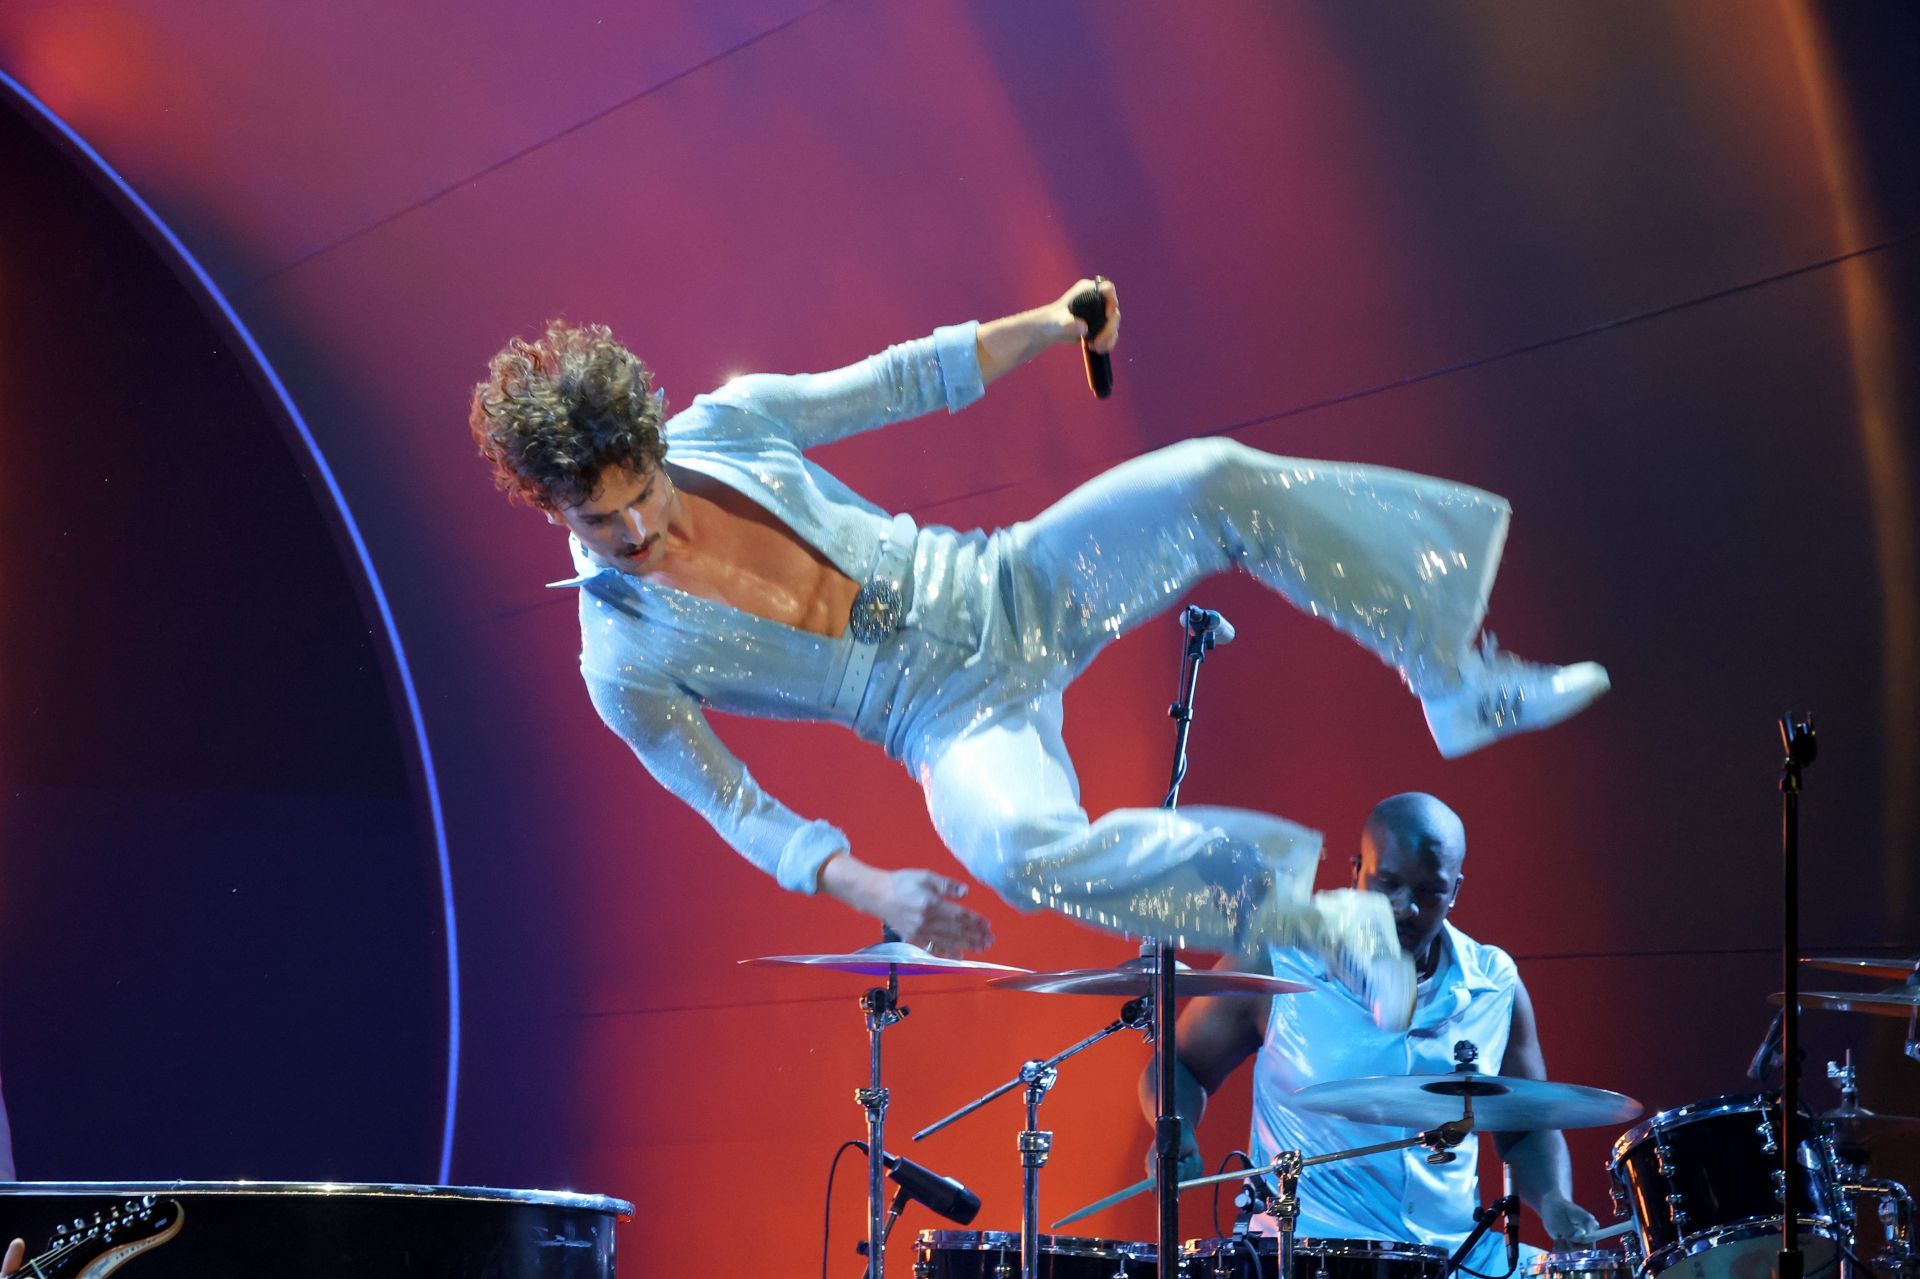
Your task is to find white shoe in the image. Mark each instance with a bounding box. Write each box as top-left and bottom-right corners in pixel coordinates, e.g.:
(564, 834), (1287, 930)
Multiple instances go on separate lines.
(1422, 637), (1610, 759)
(1254, 889), (1415, 1031)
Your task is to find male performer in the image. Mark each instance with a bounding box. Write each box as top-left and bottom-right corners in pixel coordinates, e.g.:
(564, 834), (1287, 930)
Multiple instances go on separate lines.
(1138, 793), (1601, 1267)
(470, 280), (1607, 980)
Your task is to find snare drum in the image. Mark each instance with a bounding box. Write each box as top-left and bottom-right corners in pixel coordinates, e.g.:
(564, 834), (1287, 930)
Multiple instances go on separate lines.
(1608, 1093), (1846, 1279)
(1525, 1250), (1632, 1279)
(914, 1230), (1155, 1279)
(1179, 1235), (1449, 1279)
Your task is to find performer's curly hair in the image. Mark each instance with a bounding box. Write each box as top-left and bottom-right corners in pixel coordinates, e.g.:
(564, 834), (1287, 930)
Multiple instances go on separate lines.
(469, 320), (666, 511)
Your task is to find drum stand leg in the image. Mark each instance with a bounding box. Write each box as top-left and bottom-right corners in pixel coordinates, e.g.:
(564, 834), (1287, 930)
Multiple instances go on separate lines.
(860, 950), (906, 1279)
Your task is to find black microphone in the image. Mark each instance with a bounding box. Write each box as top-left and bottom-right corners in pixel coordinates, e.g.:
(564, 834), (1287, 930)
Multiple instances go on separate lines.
(1747, 1008), (1786, 1082)
(1181, 604), (1237, 646)
(1067, 281), (1113, 399)
(858, 1145), (981, 1225)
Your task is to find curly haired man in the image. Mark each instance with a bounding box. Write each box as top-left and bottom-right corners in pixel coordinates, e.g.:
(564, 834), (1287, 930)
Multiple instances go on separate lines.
(470, 279), (1606, 1010)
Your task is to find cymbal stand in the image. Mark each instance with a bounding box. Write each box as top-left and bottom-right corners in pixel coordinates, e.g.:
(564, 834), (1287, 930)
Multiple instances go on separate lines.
(1779, 714), (1817, 1279)
(859, 927), (908, 1279)
(914, 997), (1154, 1279)
(1178, 1094), (1476, 1279)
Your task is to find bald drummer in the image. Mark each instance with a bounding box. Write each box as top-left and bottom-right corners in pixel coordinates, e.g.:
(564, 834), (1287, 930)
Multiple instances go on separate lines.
(1141, 793), (1601, 1267)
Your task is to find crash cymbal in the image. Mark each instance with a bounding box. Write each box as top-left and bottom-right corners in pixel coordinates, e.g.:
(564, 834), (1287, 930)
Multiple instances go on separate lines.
(1800, 956), (1920, 982)
(989, 955), (1311, 998)
(1290, 1071), (1643, 1131)
(1771, 989), (1920, 1019)
(741, 940), (1030, 977)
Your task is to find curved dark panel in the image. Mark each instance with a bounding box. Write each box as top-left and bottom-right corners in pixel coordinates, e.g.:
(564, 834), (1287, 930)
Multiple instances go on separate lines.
(0, 89), (450, 1181)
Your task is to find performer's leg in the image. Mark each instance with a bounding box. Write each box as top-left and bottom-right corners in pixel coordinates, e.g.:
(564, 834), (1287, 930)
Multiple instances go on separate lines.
(918, 696), (1411, 1022)
(1007, 437), (1604, 754)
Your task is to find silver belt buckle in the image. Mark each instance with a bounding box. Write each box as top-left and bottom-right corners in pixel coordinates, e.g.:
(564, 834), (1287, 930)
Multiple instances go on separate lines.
(848, 579), (904, 643)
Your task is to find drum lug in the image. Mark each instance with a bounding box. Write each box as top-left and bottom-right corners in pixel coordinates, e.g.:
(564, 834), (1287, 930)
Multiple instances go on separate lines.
(1654, 1130), (1690, 1228)
(1757, 1111), (1780, 1157)
(1773, 1169), (1788, 1205)
(1667, 1192), (1691, 1229)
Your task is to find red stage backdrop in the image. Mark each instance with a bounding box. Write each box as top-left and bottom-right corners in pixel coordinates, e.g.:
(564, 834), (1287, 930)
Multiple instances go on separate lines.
(1, 4), (1915, 1276)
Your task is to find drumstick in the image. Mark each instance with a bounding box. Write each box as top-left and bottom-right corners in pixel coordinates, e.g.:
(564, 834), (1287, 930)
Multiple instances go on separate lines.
(1052, 1176), (1153, 1228)
(1580, 1221), (1637, 1243)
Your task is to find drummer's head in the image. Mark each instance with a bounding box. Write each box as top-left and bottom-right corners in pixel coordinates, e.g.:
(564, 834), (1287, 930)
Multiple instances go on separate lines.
(1353, 793), (1465, 965)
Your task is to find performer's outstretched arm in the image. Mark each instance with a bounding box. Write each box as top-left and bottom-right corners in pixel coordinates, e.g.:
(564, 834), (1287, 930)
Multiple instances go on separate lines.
(583, 666), (991, 954)
(975, 277), (1119, 384)
(701, 278), (1118, 451)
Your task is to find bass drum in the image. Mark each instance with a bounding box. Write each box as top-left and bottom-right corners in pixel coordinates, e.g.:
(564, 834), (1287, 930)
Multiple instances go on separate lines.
(1609, 1093), (1846, 1279)
(1180, 1236), (1449, 1279)
(914, 1230), (1155, 1279)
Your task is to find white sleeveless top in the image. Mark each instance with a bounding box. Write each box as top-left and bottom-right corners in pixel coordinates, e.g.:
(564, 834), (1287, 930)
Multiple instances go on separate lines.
(1250, 921), (1519, 1255)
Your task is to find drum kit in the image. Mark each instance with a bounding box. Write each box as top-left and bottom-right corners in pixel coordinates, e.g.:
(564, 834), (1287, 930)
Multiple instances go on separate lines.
(744, 939), (1920, 1279)
(742, 662), (1913, 1279)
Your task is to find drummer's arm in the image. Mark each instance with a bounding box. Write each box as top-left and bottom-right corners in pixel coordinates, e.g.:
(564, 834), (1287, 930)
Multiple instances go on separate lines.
(1138, 952), (1271, 1172)
(1495, 979), (1600, 1245)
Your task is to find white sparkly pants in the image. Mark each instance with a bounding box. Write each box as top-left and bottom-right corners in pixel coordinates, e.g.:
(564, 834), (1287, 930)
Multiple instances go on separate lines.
(904, 438), (1511, 948)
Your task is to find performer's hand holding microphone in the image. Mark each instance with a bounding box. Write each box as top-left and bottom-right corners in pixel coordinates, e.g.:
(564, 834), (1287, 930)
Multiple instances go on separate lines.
(1064, 276), (1120, 398)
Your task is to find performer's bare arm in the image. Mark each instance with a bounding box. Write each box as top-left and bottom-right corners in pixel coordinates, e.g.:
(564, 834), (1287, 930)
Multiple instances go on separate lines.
(816, 856), (992, 955)
(777, 277), (1121, 952)
(1137, 949), (1272, 1175)
(976, 278), (1120, 385)
(1494, 978), (1601, 1245)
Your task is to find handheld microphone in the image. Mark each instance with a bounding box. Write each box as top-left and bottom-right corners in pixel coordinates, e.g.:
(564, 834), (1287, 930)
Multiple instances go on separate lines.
(857, 1144), (981, 1225)
(1181, 605), (1237, 646)
(1067, 281), (1114, 399)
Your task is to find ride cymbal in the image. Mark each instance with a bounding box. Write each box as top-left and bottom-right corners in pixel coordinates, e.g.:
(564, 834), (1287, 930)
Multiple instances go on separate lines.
(1289, 1071), (1642, 1131)
(1799, 956), (1920, 983)
(990, 955), (1309, 997)
(1771, 989), (1920, 1019)
(742, 940), (1030, 977)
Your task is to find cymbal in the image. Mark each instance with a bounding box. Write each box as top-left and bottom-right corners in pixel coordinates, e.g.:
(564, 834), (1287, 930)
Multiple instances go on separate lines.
(1290, 1071), (1643, 1131)
(1771, 989), (1920, 1019)
(741, 941), (1031, 978)
(1800, 956), (1919, 982)
(989, 955), (1311, 998)
(1821, 1104), (1920, 1148)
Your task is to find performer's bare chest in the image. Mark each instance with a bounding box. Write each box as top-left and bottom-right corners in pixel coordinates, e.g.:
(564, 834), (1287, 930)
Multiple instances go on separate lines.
(650, 471), (860, 639)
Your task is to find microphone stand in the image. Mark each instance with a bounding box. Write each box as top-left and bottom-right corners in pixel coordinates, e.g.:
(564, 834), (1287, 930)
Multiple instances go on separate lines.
(913, 997), (1154, 1279)
(1778, 714), (1816, 1279)
(1153, 606), (1231, 1279)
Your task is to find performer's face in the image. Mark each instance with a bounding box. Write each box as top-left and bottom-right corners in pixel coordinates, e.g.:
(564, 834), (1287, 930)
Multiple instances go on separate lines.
(554, 463), (678, 575)
(1352, 827), (1463, 963)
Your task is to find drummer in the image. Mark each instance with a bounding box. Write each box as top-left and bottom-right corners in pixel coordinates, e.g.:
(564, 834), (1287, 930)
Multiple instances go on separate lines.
(1139, 792), (1602, 1268)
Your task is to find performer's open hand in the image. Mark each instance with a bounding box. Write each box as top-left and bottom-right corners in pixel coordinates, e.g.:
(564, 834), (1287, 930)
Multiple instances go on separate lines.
(880, 869), (994, 956)
(1055, 277), (1121, 355)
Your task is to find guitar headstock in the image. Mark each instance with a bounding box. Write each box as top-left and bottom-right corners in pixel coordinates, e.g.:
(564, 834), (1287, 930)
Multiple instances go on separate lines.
(34, 1196), (183, 1277)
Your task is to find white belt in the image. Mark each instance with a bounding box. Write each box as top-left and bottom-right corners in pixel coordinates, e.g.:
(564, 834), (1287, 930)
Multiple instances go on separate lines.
(831, 513), (917, 718)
